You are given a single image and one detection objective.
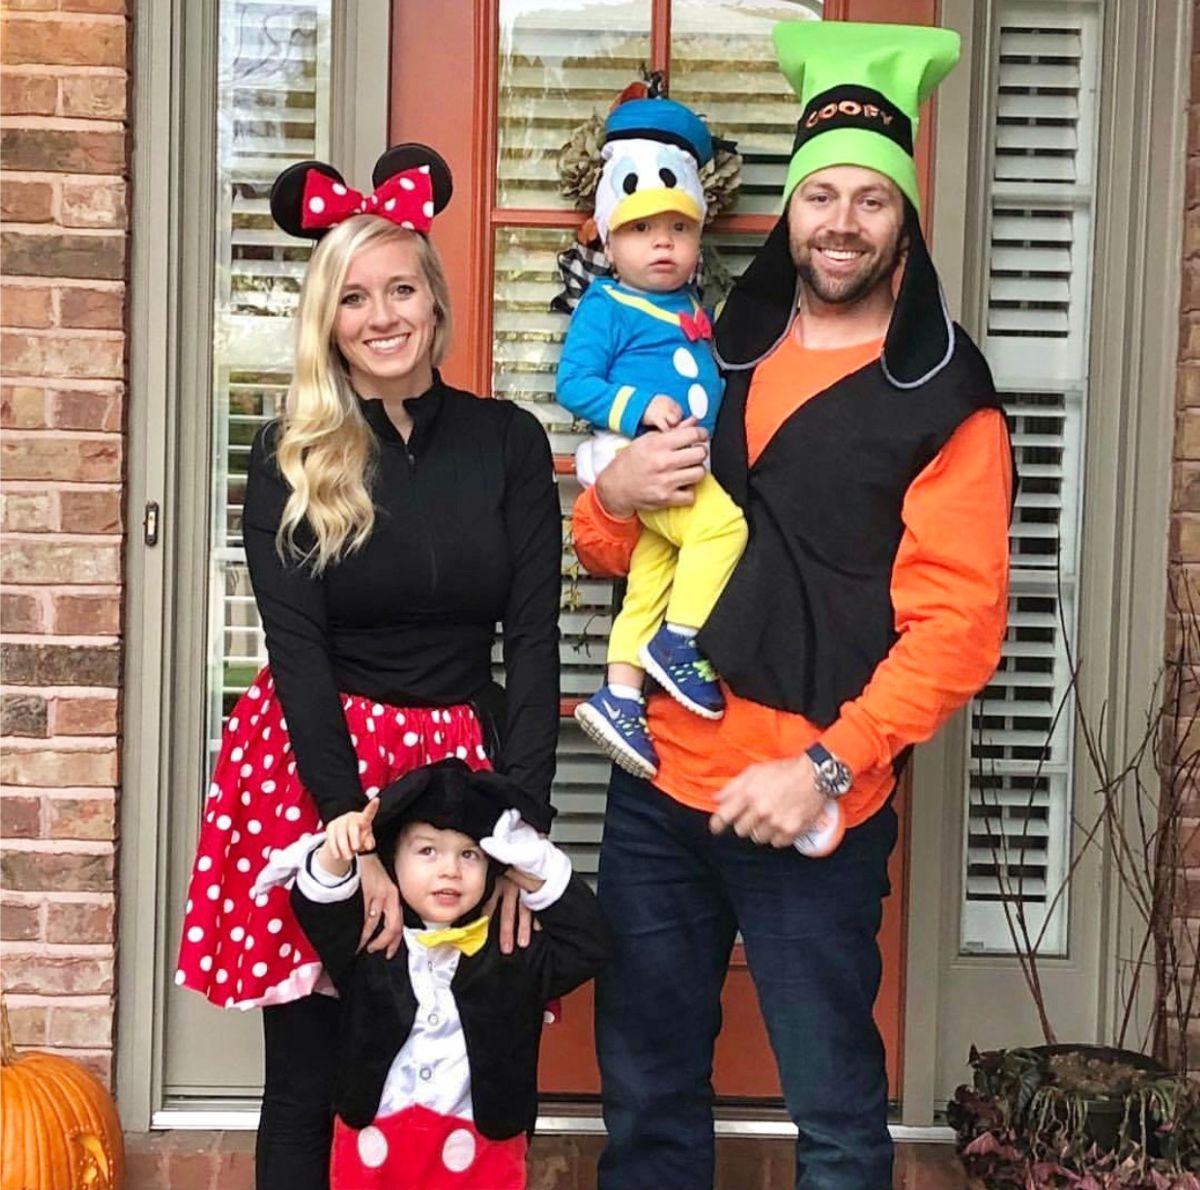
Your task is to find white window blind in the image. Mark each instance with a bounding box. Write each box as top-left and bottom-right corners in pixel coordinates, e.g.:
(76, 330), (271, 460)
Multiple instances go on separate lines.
(670, 0), (820, 216)
(206, 0), (332, 770)
(960, 0), (1100, 955)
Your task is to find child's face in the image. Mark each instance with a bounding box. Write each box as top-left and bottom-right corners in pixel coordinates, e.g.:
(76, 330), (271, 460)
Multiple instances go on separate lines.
(393, 822), (488, 925)
(606, 212), (701, 292)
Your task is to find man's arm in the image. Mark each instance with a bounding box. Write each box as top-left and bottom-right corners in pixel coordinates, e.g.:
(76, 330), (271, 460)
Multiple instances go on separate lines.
(571, 422), (710, 577)
(819, 406), (1014, 775)
(711, 407), (1013, 845)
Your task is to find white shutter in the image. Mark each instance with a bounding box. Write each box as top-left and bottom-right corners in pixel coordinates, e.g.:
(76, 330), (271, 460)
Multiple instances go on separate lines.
(960, 1), (1100, 955)
(206, 0), (333, 765)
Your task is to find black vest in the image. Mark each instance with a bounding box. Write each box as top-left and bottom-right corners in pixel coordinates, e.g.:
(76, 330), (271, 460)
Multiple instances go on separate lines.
(696, 326), (1004, 728)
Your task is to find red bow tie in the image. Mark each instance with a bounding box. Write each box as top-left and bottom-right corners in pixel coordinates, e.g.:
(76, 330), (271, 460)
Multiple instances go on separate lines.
(300, 166), (435, 233)
(679, 308), (712, 342)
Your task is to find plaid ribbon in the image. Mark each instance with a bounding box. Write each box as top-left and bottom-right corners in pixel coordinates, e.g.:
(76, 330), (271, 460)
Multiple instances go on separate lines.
(549, 240), (710, 315)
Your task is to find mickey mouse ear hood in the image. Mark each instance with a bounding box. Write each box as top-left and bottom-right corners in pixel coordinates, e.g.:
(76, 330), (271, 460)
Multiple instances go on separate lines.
(371, 758), (554, 858)
(715, 20), (959, 390)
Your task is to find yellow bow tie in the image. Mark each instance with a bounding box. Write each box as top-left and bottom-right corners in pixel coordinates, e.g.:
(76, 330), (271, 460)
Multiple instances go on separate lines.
(414, 915), (489, 957)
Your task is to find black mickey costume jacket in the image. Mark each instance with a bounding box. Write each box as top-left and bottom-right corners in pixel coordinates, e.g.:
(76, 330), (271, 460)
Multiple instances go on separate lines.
(291, 866), (612, 1138)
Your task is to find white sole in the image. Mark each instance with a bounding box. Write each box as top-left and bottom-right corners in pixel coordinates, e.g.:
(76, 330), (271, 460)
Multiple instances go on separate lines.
(574, 703), (658, 780)
(639, 646), (725, 721)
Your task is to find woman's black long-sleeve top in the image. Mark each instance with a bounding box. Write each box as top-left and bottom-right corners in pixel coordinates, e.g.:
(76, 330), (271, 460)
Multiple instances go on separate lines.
(241, 373), (562, 823)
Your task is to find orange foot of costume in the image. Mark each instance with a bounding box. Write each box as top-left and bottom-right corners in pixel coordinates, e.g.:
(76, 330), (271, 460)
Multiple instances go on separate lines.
(331, 1104), (528, 1190)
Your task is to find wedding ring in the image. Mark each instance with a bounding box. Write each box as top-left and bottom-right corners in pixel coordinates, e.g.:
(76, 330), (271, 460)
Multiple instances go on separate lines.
(750, 829), (763, 844)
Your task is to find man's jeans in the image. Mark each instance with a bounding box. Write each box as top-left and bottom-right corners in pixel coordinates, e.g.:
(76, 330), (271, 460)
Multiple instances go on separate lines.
(595, 766), (897, 1190)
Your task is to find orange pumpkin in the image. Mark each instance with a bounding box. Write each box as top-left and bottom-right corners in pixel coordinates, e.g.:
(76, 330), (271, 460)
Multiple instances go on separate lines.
(0, 997), (125, 1190)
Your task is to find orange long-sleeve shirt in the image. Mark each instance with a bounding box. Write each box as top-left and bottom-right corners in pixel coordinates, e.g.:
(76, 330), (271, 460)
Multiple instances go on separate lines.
(572, 330), (1013, 828)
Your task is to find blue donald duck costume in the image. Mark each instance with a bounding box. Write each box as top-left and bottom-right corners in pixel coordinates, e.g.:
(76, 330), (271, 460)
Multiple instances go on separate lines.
(556, 97), (748, 780)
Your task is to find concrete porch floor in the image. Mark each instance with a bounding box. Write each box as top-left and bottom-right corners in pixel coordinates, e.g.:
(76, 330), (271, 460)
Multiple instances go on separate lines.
(125, 1130), (972, 1188)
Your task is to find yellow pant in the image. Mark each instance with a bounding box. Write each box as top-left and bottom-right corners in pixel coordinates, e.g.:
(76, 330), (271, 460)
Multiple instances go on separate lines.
(607, 473), (749, 668)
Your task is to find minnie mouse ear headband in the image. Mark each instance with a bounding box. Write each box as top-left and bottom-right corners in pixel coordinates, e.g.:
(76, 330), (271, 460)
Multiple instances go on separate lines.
(269, 143), (454, 240)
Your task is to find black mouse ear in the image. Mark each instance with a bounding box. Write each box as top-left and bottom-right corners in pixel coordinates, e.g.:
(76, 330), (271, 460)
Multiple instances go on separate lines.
(372, 143), (453, 216)
(270, 160), (348, 239)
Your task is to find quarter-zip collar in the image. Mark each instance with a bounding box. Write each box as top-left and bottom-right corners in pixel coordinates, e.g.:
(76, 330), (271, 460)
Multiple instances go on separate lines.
(356, 370), (446, 456)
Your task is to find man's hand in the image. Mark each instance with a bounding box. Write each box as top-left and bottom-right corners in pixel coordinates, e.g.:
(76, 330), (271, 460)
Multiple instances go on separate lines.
(595, 418), (709, 518)
(709, 756), (826, 848)
(641, 395), (684, 432)
(359, 851), (402, 959)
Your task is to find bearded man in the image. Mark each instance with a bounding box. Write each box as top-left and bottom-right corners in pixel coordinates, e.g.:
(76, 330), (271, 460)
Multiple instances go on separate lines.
(572, 20), (1015, 1190)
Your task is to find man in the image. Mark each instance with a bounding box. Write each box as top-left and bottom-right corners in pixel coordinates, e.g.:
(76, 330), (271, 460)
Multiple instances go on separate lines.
(572, 20), (1014, 1190)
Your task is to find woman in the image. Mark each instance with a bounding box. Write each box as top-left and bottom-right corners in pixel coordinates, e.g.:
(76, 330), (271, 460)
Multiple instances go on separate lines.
(175, 144), (562, 1190)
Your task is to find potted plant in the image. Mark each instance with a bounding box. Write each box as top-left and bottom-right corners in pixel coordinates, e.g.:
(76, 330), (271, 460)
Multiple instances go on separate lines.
(948, 576), (1200, 1188)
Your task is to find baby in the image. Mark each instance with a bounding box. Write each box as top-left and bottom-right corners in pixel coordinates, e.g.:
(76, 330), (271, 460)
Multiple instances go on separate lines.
(557, 97), (748, 781)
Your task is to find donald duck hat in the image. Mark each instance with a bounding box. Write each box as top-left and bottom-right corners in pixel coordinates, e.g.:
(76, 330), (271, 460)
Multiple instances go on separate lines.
(594, 97), (712, 242)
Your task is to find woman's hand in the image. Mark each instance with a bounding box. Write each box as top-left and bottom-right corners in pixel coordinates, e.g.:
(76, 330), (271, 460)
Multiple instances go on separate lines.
(358, 851), (403, 959)
(595, 418), (710, 518)
(488, 873), (535, 955)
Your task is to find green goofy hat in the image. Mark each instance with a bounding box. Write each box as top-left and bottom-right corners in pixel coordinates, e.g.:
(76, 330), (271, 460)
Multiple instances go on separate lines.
(773, 21), (960, 212)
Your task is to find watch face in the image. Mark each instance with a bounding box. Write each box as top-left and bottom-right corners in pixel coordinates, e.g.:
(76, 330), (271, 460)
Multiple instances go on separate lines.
(822, 760), (852, 796)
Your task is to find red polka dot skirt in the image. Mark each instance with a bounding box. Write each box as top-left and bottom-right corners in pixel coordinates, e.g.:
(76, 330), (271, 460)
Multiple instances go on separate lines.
(175, 668), (492, 1010)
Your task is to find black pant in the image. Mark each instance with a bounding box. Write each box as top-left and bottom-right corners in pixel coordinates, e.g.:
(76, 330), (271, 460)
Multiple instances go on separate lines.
(257, 992), (341, 1190)
(595, 767), (897, 1189)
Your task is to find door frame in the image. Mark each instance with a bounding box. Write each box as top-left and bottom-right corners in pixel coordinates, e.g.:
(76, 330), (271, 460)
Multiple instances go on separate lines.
(117, 0), (390, 1129)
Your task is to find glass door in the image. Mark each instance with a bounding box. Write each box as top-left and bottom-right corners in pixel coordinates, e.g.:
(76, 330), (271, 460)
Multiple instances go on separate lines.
(391, 0), (935, 1100)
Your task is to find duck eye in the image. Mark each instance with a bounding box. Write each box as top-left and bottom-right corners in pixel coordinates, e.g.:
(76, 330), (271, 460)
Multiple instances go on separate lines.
(621, 172), (639, 196)
(659, 167), (677, 188)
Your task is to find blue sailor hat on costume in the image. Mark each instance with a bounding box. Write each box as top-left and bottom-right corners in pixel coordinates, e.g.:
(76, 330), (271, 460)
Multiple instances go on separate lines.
(595, 97), (712, 242)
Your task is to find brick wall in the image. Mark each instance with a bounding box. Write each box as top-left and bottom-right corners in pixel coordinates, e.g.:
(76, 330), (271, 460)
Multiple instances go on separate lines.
(0, 0), (128, 1085)
(1170, 5), (1200, 1062)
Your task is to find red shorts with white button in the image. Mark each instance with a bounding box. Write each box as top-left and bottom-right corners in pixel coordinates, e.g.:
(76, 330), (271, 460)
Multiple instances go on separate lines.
(331, 1105), (528, 1190)
(174, 667), (492, 1009)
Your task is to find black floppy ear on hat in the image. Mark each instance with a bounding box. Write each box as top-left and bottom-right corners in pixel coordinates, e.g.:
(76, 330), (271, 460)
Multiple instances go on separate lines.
(269, 159), (347, 240)
(468, 768), (556, 836)
(713, 214), (798, 371)
(370, 762), (443, 839)
(881, 201), (956, 389)
(372, 143), (454, 216)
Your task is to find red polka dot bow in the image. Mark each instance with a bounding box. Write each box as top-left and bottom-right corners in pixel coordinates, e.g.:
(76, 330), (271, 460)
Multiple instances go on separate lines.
(300, 165), (436, 234)
(679, 307), (712, 342)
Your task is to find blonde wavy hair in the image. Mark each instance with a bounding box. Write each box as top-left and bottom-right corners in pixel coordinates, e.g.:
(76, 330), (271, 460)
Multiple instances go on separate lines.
(274, 215), (453, 572)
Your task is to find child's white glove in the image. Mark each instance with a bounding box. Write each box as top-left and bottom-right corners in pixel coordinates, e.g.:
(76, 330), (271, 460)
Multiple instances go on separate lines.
(480, 808), (572, 909)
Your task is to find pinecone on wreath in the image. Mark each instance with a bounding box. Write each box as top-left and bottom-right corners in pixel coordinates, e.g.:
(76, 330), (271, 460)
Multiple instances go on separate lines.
(557, 111), (605, 210)
(701, 140), (742, 223)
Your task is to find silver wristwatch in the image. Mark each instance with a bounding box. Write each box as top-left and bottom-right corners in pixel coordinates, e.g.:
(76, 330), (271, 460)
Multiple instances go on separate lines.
(805, 742), (853, 797)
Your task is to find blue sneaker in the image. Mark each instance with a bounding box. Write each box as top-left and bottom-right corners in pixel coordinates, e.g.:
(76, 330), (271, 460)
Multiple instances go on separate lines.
(639, 626), (725, 719)
(574, 687), (659, 779)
